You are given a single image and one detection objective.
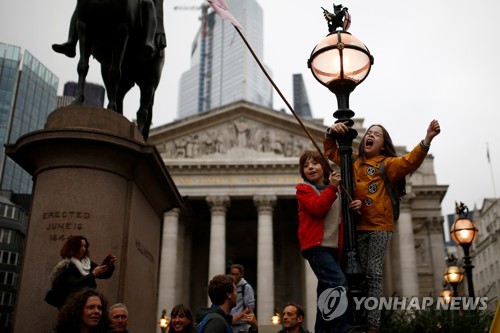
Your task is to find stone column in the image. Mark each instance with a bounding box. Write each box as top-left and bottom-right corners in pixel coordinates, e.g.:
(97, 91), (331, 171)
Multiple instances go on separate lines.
(427, 217), (447, 296)
(206, 195), (230, 303)
(157, 208), (180, 327)
(253, 195), (276, 322)
(304, 259), (317, 331)
(398, 199), (419, 296)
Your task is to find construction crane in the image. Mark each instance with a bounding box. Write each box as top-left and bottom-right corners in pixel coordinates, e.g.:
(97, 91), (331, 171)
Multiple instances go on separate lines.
(174, 3), (211, 114)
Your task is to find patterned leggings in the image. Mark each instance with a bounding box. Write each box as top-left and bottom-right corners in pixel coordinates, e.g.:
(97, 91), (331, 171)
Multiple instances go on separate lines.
(357, 230), (392, 330)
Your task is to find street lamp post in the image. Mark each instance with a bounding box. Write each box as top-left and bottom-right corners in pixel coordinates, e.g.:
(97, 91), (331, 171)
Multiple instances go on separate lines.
(440, 289), (453, 303)
(271, 307), (282, 325)
(443, 264), (464, 297)
(158, 309), (169, 333)
(308, 3), (374, 326)
(450, 202), (478, 298)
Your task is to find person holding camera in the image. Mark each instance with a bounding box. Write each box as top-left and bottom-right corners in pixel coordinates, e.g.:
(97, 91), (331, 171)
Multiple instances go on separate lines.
(46, 235), (116, 309)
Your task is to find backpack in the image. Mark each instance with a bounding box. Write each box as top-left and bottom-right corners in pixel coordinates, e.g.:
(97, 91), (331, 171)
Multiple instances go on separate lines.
(238, 282), (257, 318)
(196, 310), (232, 333)
(239, 282), (248, 307)
(378, 160), (406, 221)
(353, 157), (406, 221)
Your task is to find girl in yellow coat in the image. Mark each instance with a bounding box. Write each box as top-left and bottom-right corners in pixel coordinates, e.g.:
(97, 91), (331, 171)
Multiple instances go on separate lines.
(323, 120), (441, 332)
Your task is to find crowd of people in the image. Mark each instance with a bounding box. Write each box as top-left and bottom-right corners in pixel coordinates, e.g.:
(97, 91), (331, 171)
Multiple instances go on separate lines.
(42, 120), (440, 333)
(44, 256), (304, 333)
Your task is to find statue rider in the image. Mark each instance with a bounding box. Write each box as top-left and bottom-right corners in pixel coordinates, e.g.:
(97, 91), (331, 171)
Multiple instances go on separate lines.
(52, 0), (166, 58)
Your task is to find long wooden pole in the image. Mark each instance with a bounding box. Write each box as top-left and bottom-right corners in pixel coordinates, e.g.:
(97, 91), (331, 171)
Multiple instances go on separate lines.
(233, 26), (353, 202)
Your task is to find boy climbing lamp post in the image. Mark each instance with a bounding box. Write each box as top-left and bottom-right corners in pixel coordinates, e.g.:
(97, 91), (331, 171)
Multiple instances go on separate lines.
(450, 202), (478, 298)
(307, 3), (373, 325)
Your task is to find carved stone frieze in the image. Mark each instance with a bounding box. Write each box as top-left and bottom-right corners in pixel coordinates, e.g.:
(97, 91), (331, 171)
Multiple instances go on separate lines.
(160, 117), (314, 159)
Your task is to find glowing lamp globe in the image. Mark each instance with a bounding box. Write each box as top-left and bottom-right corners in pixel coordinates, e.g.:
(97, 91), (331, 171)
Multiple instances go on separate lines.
(308, 31), (373, 95)
(450, 218), (478, 245)
(443, 265), (464, 284)
(440, 289), (453, 303)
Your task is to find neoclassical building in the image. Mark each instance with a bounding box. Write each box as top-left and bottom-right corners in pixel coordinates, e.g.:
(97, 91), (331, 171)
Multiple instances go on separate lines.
(471, 198), (500, 310)
(148, 101), (448, 329)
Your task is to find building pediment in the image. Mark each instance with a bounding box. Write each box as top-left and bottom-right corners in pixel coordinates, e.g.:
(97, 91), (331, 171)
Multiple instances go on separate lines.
(149, 101), (336, 163)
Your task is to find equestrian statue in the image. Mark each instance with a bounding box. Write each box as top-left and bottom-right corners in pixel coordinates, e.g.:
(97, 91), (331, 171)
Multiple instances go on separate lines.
(53, 0), (166, 141)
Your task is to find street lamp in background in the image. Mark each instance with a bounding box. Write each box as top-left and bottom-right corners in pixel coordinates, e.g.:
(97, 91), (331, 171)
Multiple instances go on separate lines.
(439, 289), (453, 303)
(450, 202), (478, 298)
(158, 309), (169, 333)
(271, 307), (282, 325)
(443, 264), (464, 297)
(308, 3), (374, 326)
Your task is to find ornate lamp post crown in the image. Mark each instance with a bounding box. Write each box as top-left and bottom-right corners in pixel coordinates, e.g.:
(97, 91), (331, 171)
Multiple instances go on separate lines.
(308, 4), (374, 112)
(308, 3), (374, 129)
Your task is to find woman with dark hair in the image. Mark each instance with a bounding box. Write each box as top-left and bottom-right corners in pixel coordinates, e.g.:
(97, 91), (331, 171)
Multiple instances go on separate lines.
(55, 289), (109, 333)
(48, 235), (116, 309)
(168, 304), (195, 333)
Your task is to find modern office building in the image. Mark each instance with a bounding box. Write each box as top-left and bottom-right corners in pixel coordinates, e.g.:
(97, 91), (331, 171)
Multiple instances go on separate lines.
(59, 81), (105, 108)
(0, 192), (28, 332)
(0, 42), (58, 194)
(177, 0), (273, 119)
(292, 74), (312, 119)
(0, 42), (58, 332)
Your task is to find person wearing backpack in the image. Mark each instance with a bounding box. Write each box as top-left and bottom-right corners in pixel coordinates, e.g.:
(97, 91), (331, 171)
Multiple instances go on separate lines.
(323, 119), (441, 333)
(196, 274), (238, 333)
(229, 264), (255, 333)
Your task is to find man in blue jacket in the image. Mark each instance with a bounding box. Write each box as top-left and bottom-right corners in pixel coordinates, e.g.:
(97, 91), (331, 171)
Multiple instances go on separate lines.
(196, 274), (238, 333)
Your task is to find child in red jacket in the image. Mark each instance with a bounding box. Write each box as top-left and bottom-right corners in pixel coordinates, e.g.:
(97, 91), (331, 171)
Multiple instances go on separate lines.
(296, 149), (362, 333)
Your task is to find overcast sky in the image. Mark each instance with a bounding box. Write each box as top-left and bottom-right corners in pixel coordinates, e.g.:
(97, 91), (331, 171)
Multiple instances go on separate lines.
(1, 0), (499, 216)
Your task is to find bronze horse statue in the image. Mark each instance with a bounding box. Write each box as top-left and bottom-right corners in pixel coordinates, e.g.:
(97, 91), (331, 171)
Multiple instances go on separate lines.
(53, 0), (166, 140)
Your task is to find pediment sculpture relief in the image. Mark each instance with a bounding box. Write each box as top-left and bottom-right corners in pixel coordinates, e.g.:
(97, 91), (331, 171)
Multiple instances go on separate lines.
(159, 117), (315, 159)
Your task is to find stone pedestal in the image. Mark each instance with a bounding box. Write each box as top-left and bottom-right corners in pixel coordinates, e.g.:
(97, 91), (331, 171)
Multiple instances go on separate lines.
(5, 106), (183, 333)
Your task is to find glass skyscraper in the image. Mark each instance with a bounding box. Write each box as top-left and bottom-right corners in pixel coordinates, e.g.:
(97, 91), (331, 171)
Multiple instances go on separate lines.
(0, 42), (58, 331)
(0, 42), (58, 194)
(293, 74), (312, 119)
(177, 0), (273, 119)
